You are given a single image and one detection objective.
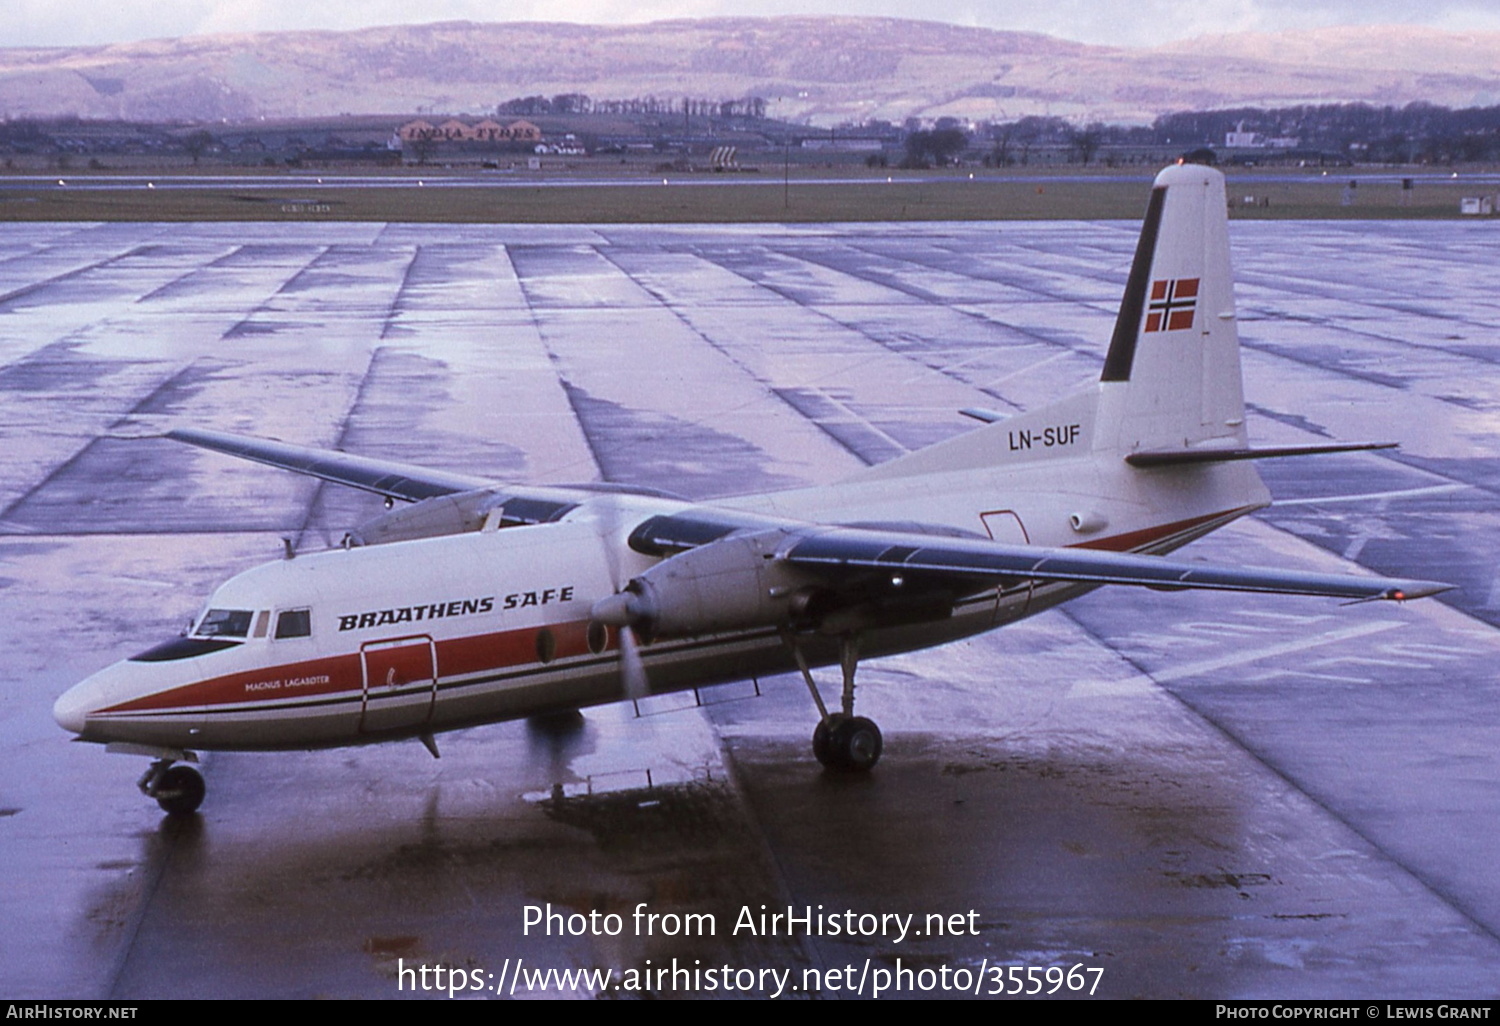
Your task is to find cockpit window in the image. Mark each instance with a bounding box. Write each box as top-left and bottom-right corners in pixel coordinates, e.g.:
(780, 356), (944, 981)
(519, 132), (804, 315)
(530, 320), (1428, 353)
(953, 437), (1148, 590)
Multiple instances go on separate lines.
(196, 609), (253, 638)
(275, 609), (312, 639)
(131, 637), (240, 663)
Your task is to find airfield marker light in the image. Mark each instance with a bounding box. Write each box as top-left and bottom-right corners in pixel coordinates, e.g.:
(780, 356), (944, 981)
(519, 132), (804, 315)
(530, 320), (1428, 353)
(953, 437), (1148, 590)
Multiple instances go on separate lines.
(57, 180), (65, 186)
(147, 182), (155, 189)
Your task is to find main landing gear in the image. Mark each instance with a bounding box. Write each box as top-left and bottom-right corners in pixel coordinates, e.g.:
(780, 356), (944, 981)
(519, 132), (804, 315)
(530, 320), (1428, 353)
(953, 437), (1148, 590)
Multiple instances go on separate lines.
(787, 632), (883, 772)
(139, 758), (205, 815)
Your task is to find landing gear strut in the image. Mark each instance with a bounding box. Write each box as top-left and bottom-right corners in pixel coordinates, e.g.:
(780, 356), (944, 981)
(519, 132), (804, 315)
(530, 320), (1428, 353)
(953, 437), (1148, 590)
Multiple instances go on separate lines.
(138, 758), (205, 815)
(788, 631), (883, 771)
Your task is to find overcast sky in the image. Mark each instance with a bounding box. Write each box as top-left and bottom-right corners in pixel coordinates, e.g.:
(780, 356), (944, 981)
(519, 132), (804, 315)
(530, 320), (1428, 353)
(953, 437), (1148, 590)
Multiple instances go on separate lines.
(5, 0), (1499, 49)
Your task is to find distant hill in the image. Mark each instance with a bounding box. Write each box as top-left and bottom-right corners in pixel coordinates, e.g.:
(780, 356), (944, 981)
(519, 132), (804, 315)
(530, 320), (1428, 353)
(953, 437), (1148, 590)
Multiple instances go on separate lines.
(1, 17), (1497, 125)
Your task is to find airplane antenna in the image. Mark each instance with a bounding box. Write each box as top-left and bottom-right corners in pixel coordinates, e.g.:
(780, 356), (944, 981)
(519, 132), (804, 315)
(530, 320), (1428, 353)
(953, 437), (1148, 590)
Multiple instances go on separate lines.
(281, 537), (296, 560)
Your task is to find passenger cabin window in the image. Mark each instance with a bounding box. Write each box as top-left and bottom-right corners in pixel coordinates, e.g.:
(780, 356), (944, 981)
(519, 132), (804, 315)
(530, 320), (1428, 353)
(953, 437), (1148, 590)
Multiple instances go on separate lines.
(275, 609), (312, 640)
(196, 609), (253, 639)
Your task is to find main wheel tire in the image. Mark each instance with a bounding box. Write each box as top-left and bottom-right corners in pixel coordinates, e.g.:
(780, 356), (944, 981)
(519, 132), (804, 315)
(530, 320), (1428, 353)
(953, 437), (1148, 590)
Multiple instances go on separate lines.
(831, 716), (883, 771)
(154, 765), (205, 815)
(813, 715), (841, 768)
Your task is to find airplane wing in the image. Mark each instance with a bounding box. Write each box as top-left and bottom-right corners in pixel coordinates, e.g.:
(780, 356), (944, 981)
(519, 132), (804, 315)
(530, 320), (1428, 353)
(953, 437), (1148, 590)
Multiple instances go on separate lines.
(778, 526), (1449, 602)
(166, 431), (1452, 604)
(627, 511), (1451, 603)
(165, 428), (496, 502)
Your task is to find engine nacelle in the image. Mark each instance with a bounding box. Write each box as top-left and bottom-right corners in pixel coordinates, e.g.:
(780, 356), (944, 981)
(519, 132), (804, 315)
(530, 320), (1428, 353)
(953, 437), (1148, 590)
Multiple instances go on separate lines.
(348, 490), (579, 547)
(592, 527), (964, 640)
(347, 489), (505, 547)
(593, 529), (811, 640)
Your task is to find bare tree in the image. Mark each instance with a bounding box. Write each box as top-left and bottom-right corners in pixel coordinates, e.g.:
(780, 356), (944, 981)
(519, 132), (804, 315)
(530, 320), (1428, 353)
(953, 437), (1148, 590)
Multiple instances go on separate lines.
(183, 129), (216, 166)
(1069, 123), (1104, 166)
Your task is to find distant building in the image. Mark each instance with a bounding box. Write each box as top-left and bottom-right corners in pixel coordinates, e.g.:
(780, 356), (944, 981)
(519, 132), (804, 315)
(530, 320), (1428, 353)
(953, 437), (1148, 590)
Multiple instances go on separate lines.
(1226, 121), (1261, 148)
(800, 137), (885, 152)
(397, 120), (437, 142)
(470, 119), (506, 142)
(504, 120), (542, 142)
(400, 118), (540, 143)
(395, 118), (545, 161)
(1225, 121), (1299, 150)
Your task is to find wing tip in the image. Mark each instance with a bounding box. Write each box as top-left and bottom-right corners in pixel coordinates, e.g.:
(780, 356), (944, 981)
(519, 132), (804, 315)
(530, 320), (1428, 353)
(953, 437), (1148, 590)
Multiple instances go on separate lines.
(1381, 580), (1455, 601)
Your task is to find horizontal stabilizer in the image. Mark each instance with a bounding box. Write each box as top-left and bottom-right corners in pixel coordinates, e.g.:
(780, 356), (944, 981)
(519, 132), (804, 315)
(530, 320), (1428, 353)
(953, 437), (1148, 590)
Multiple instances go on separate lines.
(1125, 441), (1397, 468)
(166, 428), (495, 502)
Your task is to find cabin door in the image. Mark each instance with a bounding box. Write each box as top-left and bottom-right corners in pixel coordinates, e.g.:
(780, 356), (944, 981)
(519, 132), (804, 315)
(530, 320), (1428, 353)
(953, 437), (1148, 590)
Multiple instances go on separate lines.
(359, 635), (438, 735)
(980, 509), (1033, 621)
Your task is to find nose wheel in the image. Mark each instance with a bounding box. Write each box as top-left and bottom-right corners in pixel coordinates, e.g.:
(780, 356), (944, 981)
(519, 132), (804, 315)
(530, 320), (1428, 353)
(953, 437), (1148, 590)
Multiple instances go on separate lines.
(788, 631), (883, 771)
(139, 759), (206, 815)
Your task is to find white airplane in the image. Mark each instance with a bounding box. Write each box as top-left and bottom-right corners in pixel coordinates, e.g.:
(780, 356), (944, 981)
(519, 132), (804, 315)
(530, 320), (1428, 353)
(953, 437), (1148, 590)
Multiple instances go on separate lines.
(54, 163), (1449, 815)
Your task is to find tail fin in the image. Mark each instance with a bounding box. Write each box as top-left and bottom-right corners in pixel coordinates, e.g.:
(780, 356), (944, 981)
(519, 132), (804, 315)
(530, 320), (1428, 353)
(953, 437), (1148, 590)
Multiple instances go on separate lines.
(1095, 163), (1246, 454)
(848, 163), (1246, 484)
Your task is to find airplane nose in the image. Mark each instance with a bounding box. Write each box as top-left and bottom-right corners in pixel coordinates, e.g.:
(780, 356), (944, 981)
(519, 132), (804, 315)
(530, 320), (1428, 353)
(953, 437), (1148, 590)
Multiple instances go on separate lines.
(53, 680), (96, 735)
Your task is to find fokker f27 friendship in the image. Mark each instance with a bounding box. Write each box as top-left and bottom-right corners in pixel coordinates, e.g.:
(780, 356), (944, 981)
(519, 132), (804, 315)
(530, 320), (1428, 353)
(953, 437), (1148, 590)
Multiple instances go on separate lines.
(55, 164), (1450, 815)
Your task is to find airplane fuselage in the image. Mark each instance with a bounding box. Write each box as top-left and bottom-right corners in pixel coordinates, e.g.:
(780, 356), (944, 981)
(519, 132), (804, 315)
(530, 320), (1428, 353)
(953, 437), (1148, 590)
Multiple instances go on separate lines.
(56, 449), (1264, 754)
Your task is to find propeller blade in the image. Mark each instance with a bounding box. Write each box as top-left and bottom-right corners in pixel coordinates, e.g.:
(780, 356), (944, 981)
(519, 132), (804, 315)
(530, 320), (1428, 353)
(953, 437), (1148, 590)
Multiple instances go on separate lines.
(618, 624), (649, 701)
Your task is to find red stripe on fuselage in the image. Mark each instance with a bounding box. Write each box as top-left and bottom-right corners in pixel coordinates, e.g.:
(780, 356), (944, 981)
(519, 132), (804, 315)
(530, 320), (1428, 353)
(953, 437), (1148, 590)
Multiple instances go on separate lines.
(100, 619), (602, 716)
(102, 653), (361, 714)
(1071, 506), (1253, 553)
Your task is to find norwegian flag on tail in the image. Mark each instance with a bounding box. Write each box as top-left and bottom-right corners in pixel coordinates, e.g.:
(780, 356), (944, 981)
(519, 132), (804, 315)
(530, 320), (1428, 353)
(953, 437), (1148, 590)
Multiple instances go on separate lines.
(1144, 277), (1199, 332)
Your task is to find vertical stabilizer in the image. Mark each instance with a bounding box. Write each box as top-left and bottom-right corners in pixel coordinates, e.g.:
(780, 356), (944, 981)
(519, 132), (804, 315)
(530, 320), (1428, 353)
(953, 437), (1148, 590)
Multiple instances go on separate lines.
(844, 162), (1251, 486)
(1095, 163), (1246, 455)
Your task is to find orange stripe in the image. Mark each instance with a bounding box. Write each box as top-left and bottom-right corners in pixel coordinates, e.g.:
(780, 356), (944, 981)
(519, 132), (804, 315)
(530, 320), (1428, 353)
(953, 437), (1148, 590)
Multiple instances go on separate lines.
(1070, 506), (1252, 553)
(102, 619), (608, 715)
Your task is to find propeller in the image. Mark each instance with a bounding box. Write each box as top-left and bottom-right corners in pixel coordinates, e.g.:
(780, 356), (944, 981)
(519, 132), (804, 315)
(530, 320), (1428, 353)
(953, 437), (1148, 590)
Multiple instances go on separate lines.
(591, 582), (656, 702)
(591, 501), (656, 703)
(616, 623), (649, 701)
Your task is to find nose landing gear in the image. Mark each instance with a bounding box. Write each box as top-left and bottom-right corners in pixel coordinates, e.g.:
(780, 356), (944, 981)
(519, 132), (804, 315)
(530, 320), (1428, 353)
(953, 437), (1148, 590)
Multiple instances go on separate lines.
(139, 758), (205, 815)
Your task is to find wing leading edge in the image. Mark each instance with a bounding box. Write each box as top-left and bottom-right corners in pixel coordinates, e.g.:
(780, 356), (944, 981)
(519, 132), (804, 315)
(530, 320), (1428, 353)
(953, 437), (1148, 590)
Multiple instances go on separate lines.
(166, 428), (495, 502)
(779, 526), (1450, 602)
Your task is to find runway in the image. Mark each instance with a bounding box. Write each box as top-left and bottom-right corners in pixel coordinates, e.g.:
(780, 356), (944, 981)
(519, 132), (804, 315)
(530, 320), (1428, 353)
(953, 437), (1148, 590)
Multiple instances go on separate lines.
(10, 170), (1500, 190)
(3, 217), (1500, 998)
